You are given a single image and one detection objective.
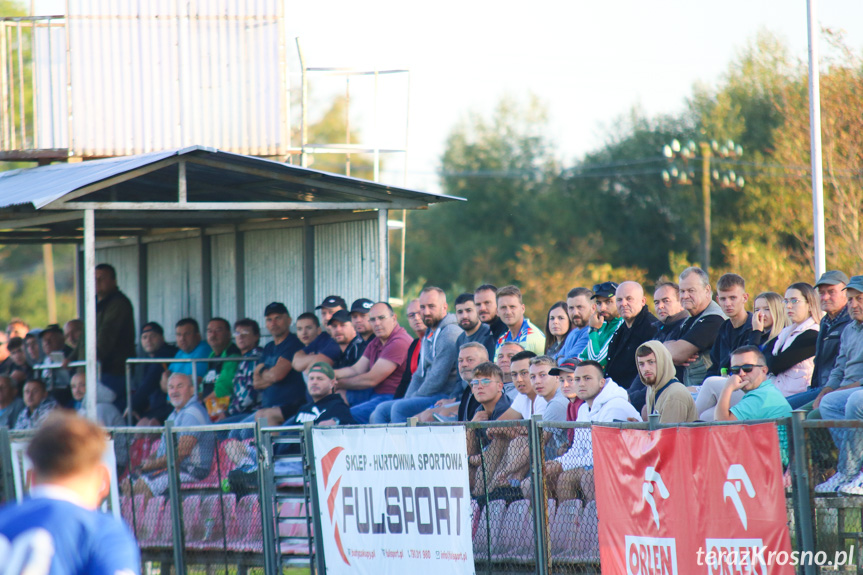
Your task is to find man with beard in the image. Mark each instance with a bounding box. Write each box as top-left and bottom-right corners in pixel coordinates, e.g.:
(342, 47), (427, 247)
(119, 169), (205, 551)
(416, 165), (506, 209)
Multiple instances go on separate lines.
(559, 287), (594, 358)
(579, 282), (623, 366)
(475, 284), (508, 342)
(454, 293), (495, 359)
(637, 341), (696, 423)
(370, 288), (461, 423)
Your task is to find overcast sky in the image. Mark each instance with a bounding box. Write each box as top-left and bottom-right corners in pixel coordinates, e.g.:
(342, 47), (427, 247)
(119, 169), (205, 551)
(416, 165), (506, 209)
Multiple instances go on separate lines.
(34, 0), (863, 193)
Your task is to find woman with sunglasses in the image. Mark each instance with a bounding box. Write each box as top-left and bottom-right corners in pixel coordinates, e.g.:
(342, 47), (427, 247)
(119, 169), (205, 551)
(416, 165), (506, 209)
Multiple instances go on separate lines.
(544, 301), (573, 360)
(762, 282), (822, 397)
(749, 291), (791, 347)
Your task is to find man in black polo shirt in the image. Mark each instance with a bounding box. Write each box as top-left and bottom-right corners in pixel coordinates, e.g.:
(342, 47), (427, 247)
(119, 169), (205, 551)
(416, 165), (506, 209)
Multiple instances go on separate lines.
(329, 310), (366, 369)
(474, 284), (509, 342)
(604, 282), (657, 389)
(663, 267), (726, 386)
(652, 281), (689, 342)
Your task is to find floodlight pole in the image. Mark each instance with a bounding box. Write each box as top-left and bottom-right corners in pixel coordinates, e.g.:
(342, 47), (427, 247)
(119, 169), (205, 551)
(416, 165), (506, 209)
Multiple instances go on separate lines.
(807, 0), (826, 279)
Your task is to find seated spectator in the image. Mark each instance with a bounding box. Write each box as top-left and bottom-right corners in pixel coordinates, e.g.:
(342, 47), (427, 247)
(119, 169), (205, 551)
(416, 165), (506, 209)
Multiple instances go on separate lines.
(5, 337), (34, 384)
(70, 370), (124, 428)
(290, 313), (341, 373)
(315, 295), (347, 329)
(652, 281), (689, 342)
(750, 292), (790, 348)
(160, 318), (212, 393)
(763, 283), (821, 397)
(494, 285), (545, 359)
(465, 362), (513, 495)
(558, 288), (594, 359)
(64, 318), (83, 349)
(350, 298), (376, 344)
(637, 342), (696, 423)
(283, 362), (355, 427)
(201, 318), (241, 402)
(121, 373), (214, 498)
(605, 282), (657, 389)
(541, 360), (641, 501)
(370, 288), (460, 423)
(0, 375), (24, 427)
(531, 355), (569, 422)
(579, 282), (622, 366)
(790, 271), (852, 409)
(544, 301), (573, 360)
(38, 324), (74, 403)
(249, 303), (305, 422)
(24, 331), (45, 369)
(14, 379), (59, 430)
(551, 357), (584, 433)
(663, 267), (726, 386)
(418, 342), (488, 423)
(454, 293), (495, 361)
(392, 299), (425, 400)
(715, 346), (792, 421)
(334, 302), (413, 423)
(130, 323), (178, 426)
(328, 310), (366, 369)
(474, 284), (509, 342)
(495, 341), (524, 400)
(813, 277), (863, 494)
(0, 332), (9, 374)
(220, 319), (265, 421)
(5, 318), (29, 340)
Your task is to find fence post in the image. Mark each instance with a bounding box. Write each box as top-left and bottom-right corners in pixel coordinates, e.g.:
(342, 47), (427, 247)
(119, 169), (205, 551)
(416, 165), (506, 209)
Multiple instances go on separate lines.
(255, 418), (279, 575)
(528, 414), (549, 575)
(164, 420), (186, 574)
(648, 412), (659, 431)
(0, 427), (15, 502)
(303, 421), (327, 575)
(124, 360), (133, 425)
(789, 412), (816, 575)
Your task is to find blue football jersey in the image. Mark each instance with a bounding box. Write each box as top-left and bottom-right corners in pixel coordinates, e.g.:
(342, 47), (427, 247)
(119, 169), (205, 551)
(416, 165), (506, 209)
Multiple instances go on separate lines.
(0, 495), (140, 575)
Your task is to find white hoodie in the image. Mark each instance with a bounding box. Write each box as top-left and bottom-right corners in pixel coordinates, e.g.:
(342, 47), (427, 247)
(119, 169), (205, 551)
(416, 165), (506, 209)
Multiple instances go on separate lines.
(556, 378), (641, 470)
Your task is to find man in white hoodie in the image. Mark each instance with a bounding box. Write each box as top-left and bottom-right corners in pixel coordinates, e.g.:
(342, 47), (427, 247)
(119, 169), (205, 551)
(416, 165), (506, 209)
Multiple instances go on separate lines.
(541, 360), (641, 501)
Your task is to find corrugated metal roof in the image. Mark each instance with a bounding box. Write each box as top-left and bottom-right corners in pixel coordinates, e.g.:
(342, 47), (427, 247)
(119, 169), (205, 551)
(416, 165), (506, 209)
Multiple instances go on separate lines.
(0, 146), (462, 210)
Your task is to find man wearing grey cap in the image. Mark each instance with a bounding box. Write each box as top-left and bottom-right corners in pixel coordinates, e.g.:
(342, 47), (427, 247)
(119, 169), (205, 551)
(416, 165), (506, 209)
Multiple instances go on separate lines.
(813, 275), (863, 494)
(794, 270), (853, 409)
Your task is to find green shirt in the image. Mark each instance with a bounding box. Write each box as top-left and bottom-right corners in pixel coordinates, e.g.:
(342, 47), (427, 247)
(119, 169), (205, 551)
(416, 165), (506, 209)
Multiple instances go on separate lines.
(211, 346), (241, 398)
(730, 380), (792, 421)
(579, 317), (623, 367)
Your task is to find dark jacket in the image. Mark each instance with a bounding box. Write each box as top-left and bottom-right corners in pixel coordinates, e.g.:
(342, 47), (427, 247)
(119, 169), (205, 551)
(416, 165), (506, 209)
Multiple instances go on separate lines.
(707, 313), (754, 377)
(71, 288), (136, 376)
(131, 342), (179, 417)
(652, 310), (689, 343)
(605, 306), (658, 389)
(393, 338), (422, 400)
(813, 307), (852, 389)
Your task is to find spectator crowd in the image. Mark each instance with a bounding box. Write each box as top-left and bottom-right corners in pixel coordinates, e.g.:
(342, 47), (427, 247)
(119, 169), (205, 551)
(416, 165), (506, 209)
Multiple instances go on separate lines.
(2, 262), (863, 497)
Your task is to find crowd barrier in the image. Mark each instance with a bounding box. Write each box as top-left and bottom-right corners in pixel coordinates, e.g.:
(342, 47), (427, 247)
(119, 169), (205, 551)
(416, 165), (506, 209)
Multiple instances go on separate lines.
(2, 413), (862, 574)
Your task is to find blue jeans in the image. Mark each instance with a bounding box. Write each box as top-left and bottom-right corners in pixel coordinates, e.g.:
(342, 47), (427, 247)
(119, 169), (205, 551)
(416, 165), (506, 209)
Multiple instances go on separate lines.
(369, 394), (449, 424)
(350, 393), (394, 424)
(786, 388), (821, 410)
(820, 388), (863, 475)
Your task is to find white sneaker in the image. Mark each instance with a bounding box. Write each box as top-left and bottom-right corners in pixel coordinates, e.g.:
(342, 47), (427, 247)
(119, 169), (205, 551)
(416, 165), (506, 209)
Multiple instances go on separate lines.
(815, 472), (849, 494)
(838, 471), (863, 496)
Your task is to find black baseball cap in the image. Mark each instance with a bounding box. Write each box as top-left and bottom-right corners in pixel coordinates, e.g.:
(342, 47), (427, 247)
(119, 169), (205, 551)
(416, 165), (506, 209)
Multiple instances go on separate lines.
(39, 324), (63, 338)
(264, 302), (289, 316)
(350, 298), (375, 314)
(591, 282), (619, 299)
(549, 357), (580, 375)
(141, 322), (164, 335)
(315, 296), (347, 310)
(328, 310), (352, 325)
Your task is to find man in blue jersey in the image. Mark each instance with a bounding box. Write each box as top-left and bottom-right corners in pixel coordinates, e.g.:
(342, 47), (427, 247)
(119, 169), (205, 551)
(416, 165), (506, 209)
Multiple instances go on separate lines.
(0, 411), (140, 574)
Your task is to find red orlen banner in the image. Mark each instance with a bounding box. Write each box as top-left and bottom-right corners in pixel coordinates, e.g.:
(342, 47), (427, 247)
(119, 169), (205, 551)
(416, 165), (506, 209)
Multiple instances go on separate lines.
(593, 424), (793, 575)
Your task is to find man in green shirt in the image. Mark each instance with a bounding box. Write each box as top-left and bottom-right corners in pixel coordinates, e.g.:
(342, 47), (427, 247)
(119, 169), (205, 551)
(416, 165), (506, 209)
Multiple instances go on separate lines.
(715, 345), (792, 421)
(579, 281), (623, 367)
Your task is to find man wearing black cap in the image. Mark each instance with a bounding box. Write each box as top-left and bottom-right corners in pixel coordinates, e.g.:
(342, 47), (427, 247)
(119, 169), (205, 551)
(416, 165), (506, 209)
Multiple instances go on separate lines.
(315, 295), (347, 328)
(350, 298), (376, 344)
(578, 281), (622, 367)
(130, 322), (178, 425)
(328, 310), (366, 369)
(252, 302), (305, 419)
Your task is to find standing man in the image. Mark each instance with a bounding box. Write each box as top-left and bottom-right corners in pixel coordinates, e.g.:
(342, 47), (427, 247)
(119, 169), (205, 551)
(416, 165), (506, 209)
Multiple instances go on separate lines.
(604, 282), (657, 389)
(253, 302), (305, 417)
(559, 287), (594, 359)
(715, 346), (792, 421)
(334, 302), (413, 423)
(636, 341), (696, 423)
(663, 267), (726, 386)
(475, 284), (509, 342)
(70, 263), (136, 410)
(370, 287), (461, 423)
(0, 412), (141, 574)
(495, 285), (545, 359)
(454, 293), (495, 361)
(580, 281), (622, 366)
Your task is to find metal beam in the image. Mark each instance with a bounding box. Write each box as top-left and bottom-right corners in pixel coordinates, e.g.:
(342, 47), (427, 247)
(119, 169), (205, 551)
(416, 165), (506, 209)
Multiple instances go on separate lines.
(0, 210), (83, 229)
(49, 200), (427, 210)
(83, 209), (98, 421)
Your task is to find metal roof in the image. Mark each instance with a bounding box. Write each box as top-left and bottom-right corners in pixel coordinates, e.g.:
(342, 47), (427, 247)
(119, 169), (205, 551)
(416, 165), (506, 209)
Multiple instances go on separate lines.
(0, 146), (462, 242)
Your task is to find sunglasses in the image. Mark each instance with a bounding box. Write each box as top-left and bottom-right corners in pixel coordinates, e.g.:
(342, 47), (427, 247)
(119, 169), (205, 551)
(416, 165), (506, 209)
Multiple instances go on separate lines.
(729, 364), (765, 375)
(470, 378), (495, 387)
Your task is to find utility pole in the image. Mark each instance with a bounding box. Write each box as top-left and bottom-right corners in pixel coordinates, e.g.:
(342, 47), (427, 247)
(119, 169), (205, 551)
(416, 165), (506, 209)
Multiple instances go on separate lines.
(699, 142), (712, 271)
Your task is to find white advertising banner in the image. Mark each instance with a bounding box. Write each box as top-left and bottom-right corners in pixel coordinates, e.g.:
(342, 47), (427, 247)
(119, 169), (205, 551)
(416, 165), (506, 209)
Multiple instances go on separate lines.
(312, 426), (475, 575)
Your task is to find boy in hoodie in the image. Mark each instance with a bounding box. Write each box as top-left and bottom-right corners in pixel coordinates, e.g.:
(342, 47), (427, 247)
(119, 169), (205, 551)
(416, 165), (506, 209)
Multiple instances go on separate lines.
(637, 341), (697, 423)
(541, 360), (641, 501)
